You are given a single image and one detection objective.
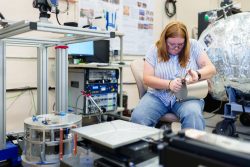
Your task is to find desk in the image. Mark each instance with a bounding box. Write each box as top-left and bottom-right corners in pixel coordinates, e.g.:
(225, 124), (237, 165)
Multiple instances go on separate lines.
(69, 63), (129, 68)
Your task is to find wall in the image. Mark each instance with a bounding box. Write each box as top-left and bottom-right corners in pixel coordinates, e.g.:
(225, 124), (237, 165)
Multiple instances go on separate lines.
(1, 0), (77, 133)
(1, 0), (250, 133)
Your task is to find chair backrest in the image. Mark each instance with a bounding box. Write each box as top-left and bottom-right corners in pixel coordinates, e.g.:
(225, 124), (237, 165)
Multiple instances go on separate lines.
(130, 58), (148, 99)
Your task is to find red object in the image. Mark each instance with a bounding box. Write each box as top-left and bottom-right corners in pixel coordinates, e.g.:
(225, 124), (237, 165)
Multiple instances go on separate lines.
(71, 125), (78, 156)
(73, 133), (78, 156)
(59, 128), (63, 160)
(55, 45), (68, 49)
(81, 90), (91, 97)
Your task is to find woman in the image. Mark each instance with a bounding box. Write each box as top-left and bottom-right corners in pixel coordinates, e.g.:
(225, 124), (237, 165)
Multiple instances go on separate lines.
(131, 21), (216, 130)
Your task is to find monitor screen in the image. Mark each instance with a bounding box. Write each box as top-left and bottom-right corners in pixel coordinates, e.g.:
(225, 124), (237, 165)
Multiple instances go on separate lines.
(68, 41), (94, 56)
(68, 40), (110, 63)
(87, 40), (110, 63)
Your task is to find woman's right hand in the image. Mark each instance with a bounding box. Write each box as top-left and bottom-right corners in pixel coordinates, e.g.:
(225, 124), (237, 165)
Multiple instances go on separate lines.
(169, 78), (183, 92)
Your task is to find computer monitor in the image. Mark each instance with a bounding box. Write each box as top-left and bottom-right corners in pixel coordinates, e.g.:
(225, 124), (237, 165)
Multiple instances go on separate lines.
(68, 40), (110, 63)
(68, 41), (94, 57)
(90, 40), (110, 63)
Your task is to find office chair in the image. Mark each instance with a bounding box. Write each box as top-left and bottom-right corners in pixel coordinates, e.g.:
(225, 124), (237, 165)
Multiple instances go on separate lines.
(130, 58), (179, 127)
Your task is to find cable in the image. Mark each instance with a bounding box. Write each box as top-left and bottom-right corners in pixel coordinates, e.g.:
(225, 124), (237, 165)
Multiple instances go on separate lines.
(28, 101), (35, 116)
(52, 102), (55, 111)
(60, 0), (70, 14)
(75, 94), (83, 114)
(165, 0), (177, 18)
(6, 87), (55, 115)
(54, 0), (70, 25)
(204, 113), (217, 119)
(7, 86), (37, 92)
(29, 90), (37, 114)
(204, 100), (223, 119)
(211, 100), (223, 113)
(56, 8), (61, 25)
(6, 90), (27, 111)
(7, 91), (26, 99)
(68, 105), (83, 111)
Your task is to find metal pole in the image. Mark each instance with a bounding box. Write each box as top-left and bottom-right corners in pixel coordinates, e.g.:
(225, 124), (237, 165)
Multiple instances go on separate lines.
(119, 35), (123, 62)
(37, 45), (48, 115)
(0, 40), (6, 149)
(119, 36), (123, 112)
(119, 67), (123, 109)
(55, 45), (68, 113)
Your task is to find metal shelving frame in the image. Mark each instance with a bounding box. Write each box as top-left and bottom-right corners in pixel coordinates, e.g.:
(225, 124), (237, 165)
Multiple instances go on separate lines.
(0, 20), (124, 149)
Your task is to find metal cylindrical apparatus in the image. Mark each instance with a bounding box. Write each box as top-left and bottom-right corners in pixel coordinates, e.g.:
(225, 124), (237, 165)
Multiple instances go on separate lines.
(22, 113), (82, 167)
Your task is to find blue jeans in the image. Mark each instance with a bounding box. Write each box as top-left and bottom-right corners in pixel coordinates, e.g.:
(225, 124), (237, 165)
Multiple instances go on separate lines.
(131, 93), (205, 130)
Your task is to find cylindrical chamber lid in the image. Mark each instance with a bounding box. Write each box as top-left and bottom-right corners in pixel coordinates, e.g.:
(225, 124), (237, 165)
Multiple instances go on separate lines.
(24, 113), (82, 129)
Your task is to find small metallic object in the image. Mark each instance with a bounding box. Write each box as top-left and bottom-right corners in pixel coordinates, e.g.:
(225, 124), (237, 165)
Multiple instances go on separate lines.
(181, 72), (189, 83)
(174, 80), (208, 101)
(32, 115), (38, 122)
(81, 91), (103, 113)
(81, 90), (103, 122)
(42, 120), (48, 125)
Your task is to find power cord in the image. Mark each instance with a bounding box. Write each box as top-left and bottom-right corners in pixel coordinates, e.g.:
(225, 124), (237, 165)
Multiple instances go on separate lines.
(56, 9), (61, 25)
(165, 0), (177, 18)
(204, 100), (223, 119)
(55, 0), (70, 25)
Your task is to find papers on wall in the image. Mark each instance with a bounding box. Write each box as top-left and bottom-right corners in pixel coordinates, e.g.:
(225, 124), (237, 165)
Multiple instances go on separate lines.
(78, 0), (120, 30)
(120, 0), (154, 55)
(78, 0), (154, 56)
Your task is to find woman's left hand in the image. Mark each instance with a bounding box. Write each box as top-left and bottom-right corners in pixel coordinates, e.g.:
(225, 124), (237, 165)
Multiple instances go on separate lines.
(185, 69), (199, 84)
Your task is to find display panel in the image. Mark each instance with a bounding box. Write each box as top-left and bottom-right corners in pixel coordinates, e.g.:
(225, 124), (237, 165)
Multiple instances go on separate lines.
(68, 40), (110, 63)
(68, 41), (94, 56)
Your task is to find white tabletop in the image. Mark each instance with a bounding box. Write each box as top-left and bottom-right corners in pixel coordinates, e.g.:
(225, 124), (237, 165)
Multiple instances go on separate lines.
(72, 120), (162, 149)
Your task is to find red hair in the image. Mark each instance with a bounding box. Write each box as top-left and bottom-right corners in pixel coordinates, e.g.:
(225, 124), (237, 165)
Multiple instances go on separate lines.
(156, 21), (190, 67)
